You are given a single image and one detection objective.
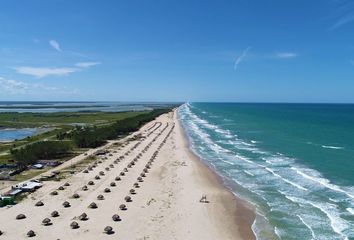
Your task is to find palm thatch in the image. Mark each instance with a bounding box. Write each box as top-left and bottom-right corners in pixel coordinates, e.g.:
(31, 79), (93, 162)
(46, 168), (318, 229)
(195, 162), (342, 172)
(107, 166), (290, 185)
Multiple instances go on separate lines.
(104, 188), (111, 193)
(97, 195), (105, 200)
(27, 230), (36, 237)
(112, 214), (121, 221)
(62, 201), (71, 208)
(72, 193), (80, 199)
(124, 196), (132, 202)
(42, 218), (52, 226)
(79, 213), (88, 221)
(51, 211), (59, 217)
(119, 204), (127, 210)
(104, 226), (113, 234)
(35, 201), (44, 207)
(16, 214), (26, 220)
(88, 181), (95, 185)
(88, 202), (98, 209)
(70, 221), (79, 229)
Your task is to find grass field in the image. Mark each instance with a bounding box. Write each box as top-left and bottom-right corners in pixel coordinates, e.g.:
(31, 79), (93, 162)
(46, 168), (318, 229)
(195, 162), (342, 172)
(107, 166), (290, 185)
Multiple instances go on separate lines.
(0, 111), (147, 128)
(0, 111), (149, 164)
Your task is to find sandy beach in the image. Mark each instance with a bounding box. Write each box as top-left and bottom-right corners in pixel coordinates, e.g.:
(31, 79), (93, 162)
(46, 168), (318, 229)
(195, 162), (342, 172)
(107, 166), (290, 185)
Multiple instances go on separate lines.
(0, 109), (255, 239)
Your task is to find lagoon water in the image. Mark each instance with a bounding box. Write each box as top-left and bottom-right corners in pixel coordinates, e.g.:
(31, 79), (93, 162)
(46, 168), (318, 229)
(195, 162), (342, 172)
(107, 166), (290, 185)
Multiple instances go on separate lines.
(0, 128), (41, 142)
(179, 103), (354, 240)
(0, 102), (175, 113)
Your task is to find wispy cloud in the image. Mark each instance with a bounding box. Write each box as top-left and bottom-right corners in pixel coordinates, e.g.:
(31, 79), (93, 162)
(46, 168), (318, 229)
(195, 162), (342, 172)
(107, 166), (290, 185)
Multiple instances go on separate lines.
(13, 66), (79, 78)
(328, 0), (354, 30)
(13, 61), (100, 78)
(275, 52), (298, 59)
(234, 47), (252, 70)
(49, 40), (61, 51)
(75, 62), (101, 68)
(0, 76), (60, 94)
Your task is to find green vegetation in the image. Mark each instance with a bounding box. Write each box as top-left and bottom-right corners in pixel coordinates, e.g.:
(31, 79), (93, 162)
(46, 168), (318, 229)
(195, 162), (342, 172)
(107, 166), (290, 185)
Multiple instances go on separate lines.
(0, 111), (149, 164)
(0, 111), (146, 128)
(11, 141), (72, 167)
(72, 109), (171, 148)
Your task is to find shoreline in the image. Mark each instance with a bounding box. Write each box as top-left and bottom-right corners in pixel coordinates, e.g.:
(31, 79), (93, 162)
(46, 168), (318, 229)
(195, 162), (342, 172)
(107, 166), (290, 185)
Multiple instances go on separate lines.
(175, 108), (256, 240)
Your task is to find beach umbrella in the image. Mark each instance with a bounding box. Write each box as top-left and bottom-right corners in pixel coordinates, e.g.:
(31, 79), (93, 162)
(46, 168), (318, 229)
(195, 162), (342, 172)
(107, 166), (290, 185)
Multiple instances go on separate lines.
(88, 202), (98, 209)
(104, 226), (113, 234)
(35, 201), (44, 207)
(79, 213), (88, 221)
(27, 230), (35, 237)
(51, 211), (59, 217)
(112, 214), (121, 221)
(62, 201), (71, 208)
(42, 218), (52, 226)
(16, 214), (26, 220)
(70, 221), (79, 229)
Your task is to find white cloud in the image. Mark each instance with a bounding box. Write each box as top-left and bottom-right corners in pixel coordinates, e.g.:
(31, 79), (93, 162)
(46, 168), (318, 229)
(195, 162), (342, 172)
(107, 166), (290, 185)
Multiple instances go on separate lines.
(49, 40), (61, 51)
(13, 66), (79, 78)
(0, 77), (60, 94)
(275, 52), (298, 59)
(234, 47), (252, 70)
(75, 62), (101, 68)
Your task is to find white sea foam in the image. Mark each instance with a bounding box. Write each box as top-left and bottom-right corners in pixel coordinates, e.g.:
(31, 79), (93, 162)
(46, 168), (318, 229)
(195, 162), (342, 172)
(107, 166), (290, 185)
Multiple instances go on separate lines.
(244, 170), (255, 176)
(308, 202), (349, 239)
(297, 215), (316, 239)
(321, 145), (344, 150)
(347, 208), (354, 215)
(291, 167), (354, 200)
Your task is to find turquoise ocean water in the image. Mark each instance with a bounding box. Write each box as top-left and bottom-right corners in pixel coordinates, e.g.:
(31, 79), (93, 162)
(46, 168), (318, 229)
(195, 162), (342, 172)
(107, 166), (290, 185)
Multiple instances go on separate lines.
(178, 103), (354, 240)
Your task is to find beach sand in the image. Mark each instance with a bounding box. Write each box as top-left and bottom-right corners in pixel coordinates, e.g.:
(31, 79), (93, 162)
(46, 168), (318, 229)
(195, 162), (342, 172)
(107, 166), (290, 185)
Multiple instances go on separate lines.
(0, 109), (255, 239)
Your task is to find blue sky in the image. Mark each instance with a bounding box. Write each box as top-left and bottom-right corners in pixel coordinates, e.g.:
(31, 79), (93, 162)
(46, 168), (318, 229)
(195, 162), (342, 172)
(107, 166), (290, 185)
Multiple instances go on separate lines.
(1, 0), (354, 103)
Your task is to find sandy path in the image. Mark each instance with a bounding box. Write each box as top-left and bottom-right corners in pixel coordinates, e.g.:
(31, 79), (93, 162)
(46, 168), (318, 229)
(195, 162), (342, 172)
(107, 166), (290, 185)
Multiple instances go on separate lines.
(0, 110), (255, 240)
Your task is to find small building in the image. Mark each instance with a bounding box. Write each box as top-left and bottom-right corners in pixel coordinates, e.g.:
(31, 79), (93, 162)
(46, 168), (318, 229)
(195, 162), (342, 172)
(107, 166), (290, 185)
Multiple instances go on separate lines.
(32, 164), (44, 169)
(12, 180), (43, 192)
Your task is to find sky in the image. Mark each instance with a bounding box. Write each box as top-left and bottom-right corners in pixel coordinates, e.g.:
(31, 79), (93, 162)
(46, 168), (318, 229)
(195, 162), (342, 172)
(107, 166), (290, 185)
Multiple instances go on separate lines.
(1, 0), (354, 103)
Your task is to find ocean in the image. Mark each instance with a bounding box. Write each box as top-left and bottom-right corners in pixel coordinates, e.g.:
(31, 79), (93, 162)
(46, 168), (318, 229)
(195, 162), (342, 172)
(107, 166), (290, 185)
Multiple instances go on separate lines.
(178, 103), (354, 240)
